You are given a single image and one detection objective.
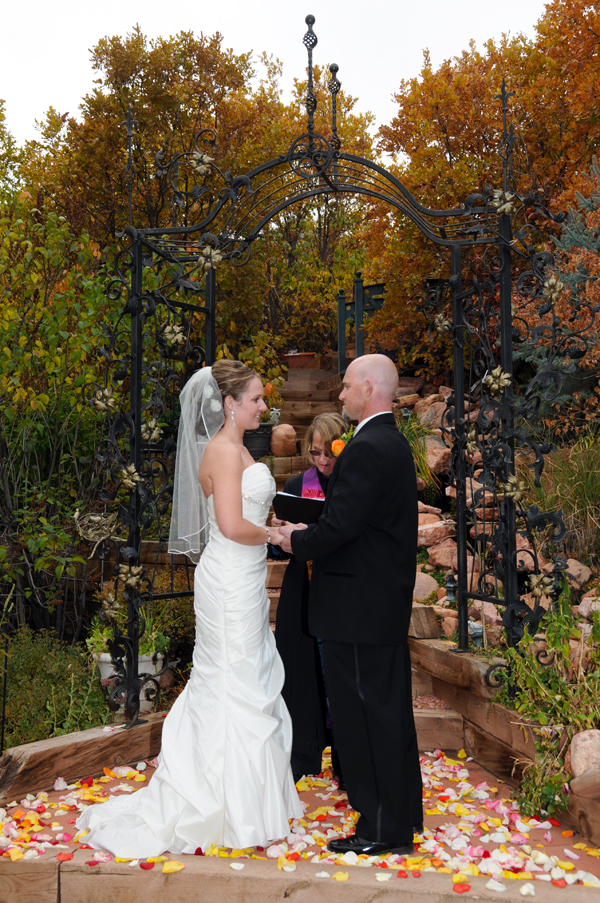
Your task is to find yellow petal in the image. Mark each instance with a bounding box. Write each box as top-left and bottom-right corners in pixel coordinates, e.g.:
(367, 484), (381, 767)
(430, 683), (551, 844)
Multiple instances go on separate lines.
(133, 775), (146, 782)
(437, 867), (453, 873)
(8, 849), (24, 861)
(162, 860), (185, 873)
(556, 860), (575, 871)
(296, 781), (310, 792)
(332, 871), (349, 881)
(457, 749), (467, 758)
(464, 864), (480, 876)
(147, 856), (168, 862)
(453, 873), (469, 884)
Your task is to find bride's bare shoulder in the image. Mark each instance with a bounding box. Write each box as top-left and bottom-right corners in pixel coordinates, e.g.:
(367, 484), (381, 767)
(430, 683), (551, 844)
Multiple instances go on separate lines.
(200, 437), (243, 474)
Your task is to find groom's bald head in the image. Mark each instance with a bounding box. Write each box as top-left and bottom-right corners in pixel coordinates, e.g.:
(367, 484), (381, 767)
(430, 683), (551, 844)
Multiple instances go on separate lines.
(340, 354), (399, 422)
(350, 355), (399, 403)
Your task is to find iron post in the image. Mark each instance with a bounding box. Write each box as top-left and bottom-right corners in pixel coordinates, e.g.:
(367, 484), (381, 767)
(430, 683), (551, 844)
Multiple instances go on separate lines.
(354, 271), (365, 359)
(451, 245), (469, 652)
(337, 289), (347, 373)
(205, 268), (217, 366)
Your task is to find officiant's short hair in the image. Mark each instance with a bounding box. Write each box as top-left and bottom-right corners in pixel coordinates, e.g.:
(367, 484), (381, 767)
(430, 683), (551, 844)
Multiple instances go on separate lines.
(305, 413), (346, 464)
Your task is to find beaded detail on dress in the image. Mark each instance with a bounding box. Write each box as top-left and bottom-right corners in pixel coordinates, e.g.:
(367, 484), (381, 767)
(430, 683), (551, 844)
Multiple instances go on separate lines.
(242, 493), (270, 511)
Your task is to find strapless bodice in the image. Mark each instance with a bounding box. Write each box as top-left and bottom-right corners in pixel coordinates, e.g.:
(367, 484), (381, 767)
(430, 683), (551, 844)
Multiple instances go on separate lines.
(206, 462), (276, 543)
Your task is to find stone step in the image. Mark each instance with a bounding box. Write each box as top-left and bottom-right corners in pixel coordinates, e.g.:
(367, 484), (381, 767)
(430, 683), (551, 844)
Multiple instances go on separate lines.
(316, 372), (343, 391)
(280, 401), (342, 433)
(266, 560), (288, 588)
(267, 590), (280, 622)
(271, 456), (309, 474)
(286, 368), (329, 384)
(280, 386), (333, 401)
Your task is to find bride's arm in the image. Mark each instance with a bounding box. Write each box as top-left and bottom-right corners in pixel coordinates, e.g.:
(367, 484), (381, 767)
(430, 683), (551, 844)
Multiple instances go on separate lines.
(207, 445), (271, 546)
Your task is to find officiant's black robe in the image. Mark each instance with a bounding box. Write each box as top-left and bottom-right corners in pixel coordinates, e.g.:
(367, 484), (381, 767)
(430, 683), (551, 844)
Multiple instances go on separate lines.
(275, 470), (328, 778)
(291, 413), (423, 844)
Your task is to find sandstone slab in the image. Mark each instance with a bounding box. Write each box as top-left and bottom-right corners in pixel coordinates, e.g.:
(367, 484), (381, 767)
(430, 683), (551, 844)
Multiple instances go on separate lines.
(425, 435), (452, 474)
(419, 401), (447, 429)
(468, 600), (504, 627)
(418, 501), (442, 515)
(418, 512), (440, 525)
(414, 393), (443, 414)
(579, 593), (600, 619)
(398, 375), (425, 393)
(418, 520), (455, 547)
(566, 558), (593, 588)
(428, 537), (457, 569)
(393, 392), (420, 406)
(441, 614), (459, 637)
(413, 571), (440, 601)
(570, 768), (600, 800)
(567, 729), (600, 778)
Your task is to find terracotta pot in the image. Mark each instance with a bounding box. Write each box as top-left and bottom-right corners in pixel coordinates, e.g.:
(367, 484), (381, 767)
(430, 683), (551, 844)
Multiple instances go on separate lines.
(284, 352), (316, 369)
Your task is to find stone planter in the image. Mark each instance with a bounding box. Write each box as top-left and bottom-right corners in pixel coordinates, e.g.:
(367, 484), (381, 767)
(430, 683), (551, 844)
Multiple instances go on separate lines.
(94, 652), (164, 713)
(243, 422), (273, 460)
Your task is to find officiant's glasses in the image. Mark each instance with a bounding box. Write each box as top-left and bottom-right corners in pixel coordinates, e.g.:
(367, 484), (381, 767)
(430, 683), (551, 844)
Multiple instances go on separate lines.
(310, 448), (336, 459)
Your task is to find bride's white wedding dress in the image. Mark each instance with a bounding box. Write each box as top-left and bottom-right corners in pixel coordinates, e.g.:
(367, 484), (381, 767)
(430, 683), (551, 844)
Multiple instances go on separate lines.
(76, 463), (302, 858)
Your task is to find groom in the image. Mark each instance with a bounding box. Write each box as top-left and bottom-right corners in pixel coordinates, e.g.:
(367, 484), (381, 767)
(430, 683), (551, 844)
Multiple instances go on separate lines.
(278, 354), (422, 856)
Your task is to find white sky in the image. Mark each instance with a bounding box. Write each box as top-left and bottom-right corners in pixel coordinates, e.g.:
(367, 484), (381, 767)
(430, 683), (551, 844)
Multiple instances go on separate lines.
(2, 0), (548, 145)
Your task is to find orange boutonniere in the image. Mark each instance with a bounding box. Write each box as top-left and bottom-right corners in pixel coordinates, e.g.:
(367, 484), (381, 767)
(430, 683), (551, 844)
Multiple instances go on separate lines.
(331, 426), (355, 457)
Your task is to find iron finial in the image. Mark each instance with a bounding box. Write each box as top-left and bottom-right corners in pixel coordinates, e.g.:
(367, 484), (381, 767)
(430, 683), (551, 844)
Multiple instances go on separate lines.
(495, 79), (516, 193)
(303, 15), (318, 135)
(121, 106), (138, 227)
(328, 63), (341, 151)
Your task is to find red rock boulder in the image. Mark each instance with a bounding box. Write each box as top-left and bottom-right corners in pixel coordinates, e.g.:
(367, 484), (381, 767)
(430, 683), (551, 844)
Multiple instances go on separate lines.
(270, 424), (297, 457)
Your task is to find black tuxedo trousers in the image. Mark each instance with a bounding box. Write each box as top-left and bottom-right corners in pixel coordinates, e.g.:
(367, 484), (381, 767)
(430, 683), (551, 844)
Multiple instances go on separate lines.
(322, 640), (422, 842)
(291, 414), (423, 842)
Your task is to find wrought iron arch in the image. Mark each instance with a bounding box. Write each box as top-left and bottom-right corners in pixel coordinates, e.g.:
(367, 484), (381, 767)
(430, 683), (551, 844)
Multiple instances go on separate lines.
(92, 14), (586, 724)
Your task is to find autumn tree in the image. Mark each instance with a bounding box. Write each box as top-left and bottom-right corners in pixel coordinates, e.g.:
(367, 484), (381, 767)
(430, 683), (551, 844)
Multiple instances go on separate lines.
(365, 0), (600, 377)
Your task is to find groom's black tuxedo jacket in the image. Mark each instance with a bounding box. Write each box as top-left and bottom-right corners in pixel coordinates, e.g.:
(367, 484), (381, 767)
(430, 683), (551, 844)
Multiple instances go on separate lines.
(290, 413), (417, 645)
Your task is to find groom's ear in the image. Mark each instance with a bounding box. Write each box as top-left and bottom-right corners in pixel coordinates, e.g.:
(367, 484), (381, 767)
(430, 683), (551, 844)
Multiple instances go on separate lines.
(365, 379), (373, 397)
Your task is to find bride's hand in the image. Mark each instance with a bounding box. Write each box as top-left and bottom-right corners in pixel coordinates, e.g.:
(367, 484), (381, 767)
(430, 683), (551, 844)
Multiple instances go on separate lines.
(270, 516), (287, 528)
(268, 525), (284, 546)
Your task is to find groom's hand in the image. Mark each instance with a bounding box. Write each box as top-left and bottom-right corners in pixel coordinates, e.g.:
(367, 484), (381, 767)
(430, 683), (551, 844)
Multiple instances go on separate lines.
(278, 522), (307, 553)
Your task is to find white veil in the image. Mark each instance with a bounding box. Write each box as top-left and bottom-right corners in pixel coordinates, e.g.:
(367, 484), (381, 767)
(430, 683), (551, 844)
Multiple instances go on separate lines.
(168, 367), (225, 562)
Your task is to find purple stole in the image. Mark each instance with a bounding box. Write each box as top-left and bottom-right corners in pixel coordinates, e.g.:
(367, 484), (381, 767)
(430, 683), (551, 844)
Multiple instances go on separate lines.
(301, 466), (326, 500)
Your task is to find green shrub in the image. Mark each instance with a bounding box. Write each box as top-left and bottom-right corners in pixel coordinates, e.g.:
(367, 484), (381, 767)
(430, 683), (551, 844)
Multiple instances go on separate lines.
(520, 432), (600, 567)
(2, 627), (110, 749)
(496, 589), (600, 815)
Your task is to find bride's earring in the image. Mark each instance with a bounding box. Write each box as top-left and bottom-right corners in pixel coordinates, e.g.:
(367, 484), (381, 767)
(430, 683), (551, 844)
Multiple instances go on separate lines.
(230, 407), (236, 428)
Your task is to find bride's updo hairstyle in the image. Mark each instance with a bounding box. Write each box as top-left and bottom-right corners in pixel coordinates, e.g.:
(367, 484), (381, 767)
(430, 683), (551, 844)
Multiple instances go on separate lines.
(211, 359), (259, 405)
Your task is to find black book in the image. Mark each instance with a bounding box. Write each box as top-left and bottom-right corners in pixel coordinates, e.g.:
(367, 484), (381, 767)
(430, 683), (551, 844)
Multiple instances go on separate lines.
(272, 492), (324, 525)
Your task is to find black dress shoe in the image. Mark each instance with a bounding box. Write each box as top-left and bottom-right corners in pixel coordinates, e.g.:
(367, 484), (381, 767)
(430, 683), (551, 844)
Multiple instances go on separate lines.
(327, 835), (415, 856)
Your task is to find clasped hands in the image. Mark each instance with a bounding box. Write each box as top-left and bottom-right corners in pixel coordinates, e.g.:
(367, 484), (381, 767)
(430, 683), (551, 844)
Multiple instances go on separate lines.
(269, 517), (308, 553)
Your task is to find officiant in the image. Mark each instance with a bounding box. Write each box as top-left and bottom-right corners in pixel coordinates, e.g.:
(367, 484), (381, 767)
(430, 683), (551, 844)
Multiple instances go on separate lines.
(274, 412), (346, 782)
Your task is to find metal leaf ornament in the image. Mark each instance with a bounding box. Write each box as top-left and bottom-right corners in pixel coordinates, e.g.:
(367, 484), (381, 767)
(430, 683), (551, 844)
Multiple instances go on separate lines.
(483, 366), (512, 395)
(490, 189), (517, 215)
(500, 473), (527, 504)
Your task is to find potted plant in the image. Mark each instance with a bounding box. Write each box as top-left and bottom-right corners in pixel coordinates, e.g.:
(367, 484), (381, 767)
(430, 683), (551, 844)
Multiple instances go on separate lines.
(87, 592), (171, 711)
(283, 350), (317, 368)
(243, 382), (283, 460)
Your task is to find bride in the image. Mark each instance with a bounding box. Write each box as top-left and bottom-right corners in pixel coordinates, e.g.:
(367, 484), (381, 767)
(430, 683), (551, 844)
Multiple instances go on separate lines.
(76, 360), (302, 858)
